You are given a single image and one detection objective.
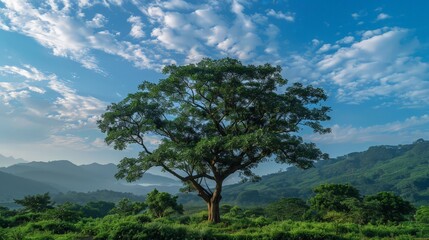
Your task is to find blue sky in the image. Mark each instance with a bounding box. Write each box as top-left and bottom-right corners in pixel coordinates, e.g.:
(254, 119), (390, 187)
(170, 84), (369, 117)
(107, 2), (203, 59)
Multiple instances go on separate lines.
(0, 0), (429, 175)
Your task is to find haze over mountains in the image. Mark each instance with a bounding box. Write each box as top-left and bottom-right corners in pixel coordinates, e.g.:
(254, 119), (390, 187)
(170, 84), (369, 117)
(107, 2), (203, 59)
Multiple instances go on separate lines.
(0, 154), (27, 167)
(2, 139), (429, 207)
(0, 160), (180, 203)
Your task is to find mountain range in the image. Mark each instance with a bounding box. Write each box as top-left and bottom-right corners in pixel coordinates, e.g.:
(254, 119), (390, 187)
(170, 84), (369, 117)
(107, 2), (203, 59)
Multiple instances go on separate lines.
(0, 154), (27, 167)
(2, 139), (429, 207)
(0, 160), (180, 203)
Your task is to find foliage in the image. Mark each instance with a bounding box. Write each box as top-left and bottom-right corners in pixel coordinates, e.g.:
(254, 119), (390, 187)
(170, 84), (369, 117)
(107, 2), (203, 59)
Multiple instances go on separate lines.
(48, 202), (83, 222)
(363, 192), (415, 224)
(265, 198), (309, 221)
(1, 203), (429, 239)
(309, 184), (361, 213)
(110, 198), (147, 216)
(53, 190), (145, 205)
(145, 189), (183, 218)
(14, 192), (54, 212)
(415, 206), (429, 223)
(81, 201), (115, 218)
(98, 57), (330, 222)
(221, 140), (429, 206)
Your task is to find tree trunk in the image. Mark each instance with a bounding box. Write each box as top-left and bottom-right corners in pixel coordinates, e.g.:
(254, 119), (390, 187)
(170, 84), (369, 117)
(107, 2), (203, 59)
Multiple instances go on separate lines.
(207, 197), (221, 223)
(207, 182), (222, 223)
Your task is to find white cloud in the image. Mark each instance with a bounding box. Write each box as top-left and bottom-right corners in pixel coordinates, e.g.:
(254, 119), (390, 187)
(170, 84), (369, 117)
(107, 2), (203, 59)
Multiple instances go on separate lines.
(1, 0), (100, 71)
(185, 46), (205, 63)
(162, 0), (192, 10)
(351, 13), (360, 19)
(376, 13), (390, 21)
(0, 0), (284, 72)
(317, 43), (339, 53)
(312, 39), (321, 46)
(336, 36), (355, 44)
(86, 13), (107, 28)
(284, 27), (429, 107)
(0, 0), (156, 71)
(308, 115), (429, 144)
(0, 65), (48, 81)
(0, 64), (106, 130)
(266, 9), (295, 22)
(127, 15), (144, 38)
(28, 86), (46, 94)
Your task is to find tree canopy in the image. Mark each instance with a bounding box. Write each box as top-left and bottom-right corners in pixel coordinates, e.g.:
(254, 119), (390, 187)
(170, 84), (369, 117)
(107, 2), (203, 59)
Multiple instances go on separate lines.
(145, 189), (183, 218)
(98, 58), (331, 222)
(14, 193), (54, 213)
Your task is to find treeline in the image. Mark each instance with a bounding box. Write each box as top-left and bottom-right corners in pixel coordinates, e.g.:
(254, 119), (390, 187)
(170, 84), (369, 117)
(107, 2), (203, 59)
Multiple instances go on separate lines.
(1, 184), (429, 239)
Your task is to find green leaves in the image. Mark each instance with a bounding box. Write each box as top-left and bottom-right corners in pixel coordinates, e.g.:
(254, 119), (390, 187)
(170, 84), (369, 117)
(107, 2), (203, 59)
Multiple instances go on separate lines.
(98, 58), (331, 221)
(14, 193), (54, 213)
(145, 189), (183, 218)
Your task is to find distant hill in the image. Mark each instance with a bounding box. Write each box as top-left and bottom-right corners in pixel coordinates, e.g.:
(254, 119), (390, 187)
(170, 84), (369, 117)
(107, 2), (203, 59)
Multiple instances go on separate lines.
(0, 160), (181, 202)
(222, 139), (429, 206)
(0, 171), (59, 203)
(79, 162), (179, 186)
(0, 154), (27, 167)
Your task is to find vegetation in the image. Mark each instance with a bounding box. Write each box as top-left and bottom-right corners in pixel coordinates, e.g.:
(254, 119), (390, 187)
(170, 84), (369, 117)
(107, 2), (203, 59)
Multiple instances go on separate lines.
(222, 139), (429, 206)
(0, 185), (427, 239)
(14, 193), (54, 212)
(145, 189), (183, 218)
(98, 58), (330, 222)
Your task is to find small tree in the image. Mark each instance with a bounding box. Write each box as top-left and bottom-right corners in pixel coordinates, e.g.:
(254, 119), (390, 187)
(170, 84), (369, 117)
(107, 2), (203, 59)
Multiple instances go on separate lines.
(14, 193), (54, 212)
(309, 183), (361, 213)
(145, 189), (183, 218)
(50, 202), (83, 222)
(110, 198), (146, 216)
(98, 58), (330, 222)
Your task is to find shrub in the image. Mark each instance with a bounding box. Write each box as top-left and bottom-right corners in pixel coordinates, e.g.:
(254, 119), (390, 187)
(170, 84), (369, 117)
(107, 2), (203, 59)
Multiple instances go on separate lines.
(30, 220), (77, 234)
(415, 206), (429, 223)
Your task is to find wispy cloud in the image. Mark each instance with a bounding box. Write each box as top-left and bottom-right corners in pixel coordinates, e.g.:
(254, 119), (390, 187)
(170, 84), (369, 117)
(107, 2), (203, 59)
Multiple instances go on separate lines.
(285, 27), (429, 108)
(0, 0), (286, 71)
(86, 13), (107, 28)
(127, 15), (144, 39)
(308, 115), (429, 144)
(266, 9), (295, 22)
(0, 0), (157, 71)
(0, 64), (106, 131)
(351, 13), (360, 20)
(376, 13), (391, 21)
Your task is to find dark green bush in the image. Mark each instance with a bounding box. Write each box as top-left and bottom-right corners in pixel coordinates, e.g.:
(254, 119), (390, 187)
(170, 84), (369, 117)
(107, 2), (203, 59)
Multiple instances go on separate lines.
(30, 220), (77, 234)
(109, 222), (146, 240)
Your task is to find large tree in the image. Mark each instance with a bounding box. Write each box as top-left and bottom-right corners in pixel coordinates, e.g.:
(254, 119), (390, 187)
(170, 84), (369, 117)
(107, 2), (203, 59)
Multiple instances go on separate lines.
(98, 58), (330, 223)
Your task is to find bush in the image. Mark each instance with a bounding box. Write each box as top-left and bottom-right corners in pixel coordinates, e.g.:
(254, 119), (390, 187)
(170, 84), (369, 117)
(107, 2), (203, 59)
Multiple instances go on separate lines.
(415, 206), (429, 223)
(30, 220), (77, 234)
(109, 222), (146, 240)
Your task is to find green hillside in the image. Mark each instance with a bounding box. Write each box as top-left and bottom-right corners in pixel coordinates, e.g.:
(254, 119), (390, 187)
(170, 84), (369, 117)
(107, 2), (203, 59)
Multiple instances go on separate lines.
(222, 139), (429, 206)
(0, 171), (59, 203)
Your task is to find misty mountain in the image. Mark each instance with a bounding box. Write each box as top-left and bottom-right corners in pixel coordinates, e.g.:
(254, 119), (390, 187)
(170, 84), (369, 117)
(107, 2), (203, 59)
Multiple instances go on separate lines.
(0, 154), (27, 167)
(79, 162), (178, 185)
(0, 171), (59, 203)
(220, 139), (429, 206)
(0, 160), (181, 202)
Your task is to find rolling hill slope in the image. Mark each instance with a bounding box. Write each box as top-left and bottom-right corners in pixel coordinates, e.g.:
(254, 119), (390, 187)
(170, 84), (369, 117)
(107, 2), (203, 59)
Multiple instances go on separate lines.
(222, 139), (429, 206)
(0, 171), (59, 202)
